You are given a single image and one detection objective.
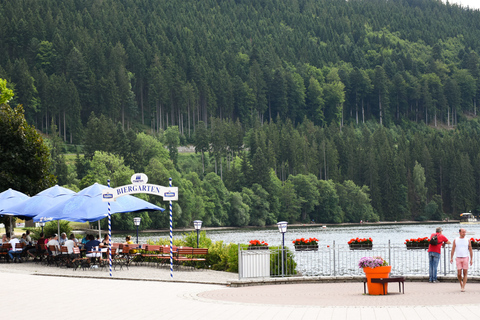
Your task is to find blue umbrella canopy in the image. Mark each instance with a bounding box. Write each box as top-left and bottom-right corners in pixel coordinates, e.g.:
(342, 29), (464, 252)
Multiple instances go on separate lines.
(0, 188), (30, 212)
(33, 183), (164, 223)
(1, 185), (74, 218)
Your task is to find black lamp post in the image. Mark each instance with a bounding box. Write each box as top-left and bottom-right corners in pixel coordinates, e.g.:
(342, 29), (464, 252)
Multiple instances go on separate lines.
(277, 221), (288, 277)
(193, 220), (202, 248)
(133, 217), (141, 244)
(39, 221), (46, 234)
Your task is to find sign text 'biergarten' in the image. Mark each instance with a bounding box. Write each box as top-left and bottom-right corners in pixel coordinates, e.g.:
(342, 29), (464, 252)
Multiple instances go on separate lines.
(101, 173), (178, 201)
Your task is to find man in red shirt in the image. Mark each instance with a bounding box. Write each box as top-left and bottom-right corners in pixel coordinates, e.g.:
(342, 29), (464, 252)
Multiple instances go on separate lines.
(428, 227), (451, 282)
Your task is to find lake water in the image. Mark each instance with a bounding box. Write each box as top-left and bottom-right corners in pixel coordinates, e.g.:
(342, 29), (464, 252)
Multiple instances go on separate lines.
(112, 222), (480, 249)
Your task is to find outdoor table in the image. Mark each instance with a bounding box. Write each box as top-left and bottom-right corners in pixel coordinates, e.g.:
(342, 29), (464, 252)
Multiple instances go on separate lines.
(87, 248), (106, 267)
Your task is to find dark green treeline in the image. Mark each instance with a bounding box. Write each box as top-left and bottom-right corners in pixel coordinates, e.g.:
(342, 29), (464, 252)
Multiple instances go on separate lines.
(78, 114), (480, 229)
(196, 117), (480, 223)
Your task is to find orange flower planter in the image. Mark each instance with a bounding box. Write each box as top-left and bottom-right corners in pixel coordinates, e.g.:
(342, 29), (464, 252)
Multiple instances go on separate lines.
(363, 266), (392, 295)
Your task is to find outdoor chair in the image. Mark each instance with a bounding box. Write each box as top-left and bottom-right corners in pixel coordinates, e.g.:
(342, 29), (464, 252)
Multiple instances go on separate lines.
(115, 245), (130, 270)
(72, 247), (90, 270)
(0, 243), (12, 263)
(59, 246), (70, 267)
(36, 243), (48, 263)
(48, 245), (61, 266)
(11, 242), (25, 262)
(100, 247), (117, 270)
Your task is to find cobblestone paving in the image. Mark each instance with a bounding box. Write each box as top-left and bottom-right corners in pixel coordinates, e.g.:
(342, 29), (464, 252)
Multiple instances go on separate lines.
(199, 281), (480, 306)
(2, 262), (480, 320)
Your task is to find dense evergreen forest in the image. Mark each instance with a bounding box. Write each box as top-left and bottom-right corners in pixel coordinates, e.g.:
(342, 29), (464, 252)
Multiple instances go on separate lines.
(1, 0), (480, 229)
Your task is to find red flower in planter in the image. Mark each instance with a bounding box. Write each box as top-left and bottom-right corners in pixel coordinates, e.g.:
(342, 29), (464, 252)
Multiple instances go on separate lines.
(470, 238), (480, 246)
(348, 237), (372, 245)
(293, 237), (319, 246)
(249, 240), (268, 247)
(404, 237), (429, 245)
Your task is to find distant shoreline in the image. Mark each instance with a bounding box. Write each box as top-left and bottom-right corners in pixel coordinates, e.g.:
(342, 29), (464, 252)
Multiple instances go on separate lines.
(79, 219), (461, 235)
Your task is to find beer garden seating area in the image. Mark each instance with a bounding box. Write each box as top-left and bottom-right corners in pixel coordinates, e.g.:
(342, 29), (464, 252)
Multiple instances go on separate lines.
(0, 242), (208, 271)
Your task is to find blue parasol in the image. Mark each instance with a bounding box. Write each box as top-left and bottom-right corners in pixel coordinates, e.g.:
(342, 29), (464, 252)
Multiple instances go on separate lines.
(0, 189), (30, 213)
(33, 183), (164, 223)
(1, 185), (75, 218)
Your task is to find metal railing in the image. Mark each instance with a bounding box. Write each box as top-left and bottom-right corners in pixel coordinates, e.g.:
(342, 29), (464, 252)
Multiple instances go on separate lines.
(238, 241), (480, 279)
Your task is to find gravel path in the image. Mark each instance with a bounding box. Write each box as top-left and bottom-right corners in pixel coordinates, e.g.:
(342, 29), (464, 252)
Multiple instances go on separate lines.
(0, 260), (238, 284)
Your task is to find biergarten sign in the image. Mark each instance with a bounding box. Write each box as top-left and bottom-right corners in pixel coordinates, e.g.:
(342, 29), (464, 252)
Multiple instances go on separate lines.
(101, 174), (178, 201)
(101, 174), (178, 279)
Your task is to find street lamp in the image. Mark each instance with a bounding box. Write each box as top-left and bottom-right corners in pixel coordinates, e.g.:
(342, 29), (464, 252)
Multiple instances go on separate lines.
(193, 220), (202, 248)
(133, 217), (141, 244)
(277, 221), (288, 277)
(39, 221), (46, 234)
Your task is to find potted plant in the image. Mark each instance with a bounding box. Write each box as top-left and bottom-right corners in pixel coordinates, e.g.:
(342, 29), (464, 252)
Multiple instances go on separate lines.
(470, 238), (480, 249)
(404, 237), (429, 249)
(359, 256), (391, 295)
(292, 237), (319, 251)
(348, 237), (373, 250)
(247, 240), (269, 250)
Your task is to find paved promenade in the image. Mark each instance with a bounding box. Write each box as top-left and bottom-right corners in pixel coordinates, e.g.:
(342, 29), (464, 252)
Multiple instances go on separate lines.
(1, 264), (479, 320)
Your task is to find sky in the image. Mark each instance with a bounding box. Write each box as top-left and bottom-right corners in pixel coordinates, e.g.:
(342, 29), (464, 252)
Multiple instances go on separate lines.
(443, 0), (480, 10)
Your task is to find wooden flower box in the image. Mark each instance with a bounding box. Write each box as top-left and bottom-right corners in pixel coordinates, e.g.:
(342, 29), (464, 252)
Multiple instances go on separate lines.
(294, 244), (318, 251)
(349, 243), (373, 250)
(405, 243), (429, 250)
(247, 246), (269, 250)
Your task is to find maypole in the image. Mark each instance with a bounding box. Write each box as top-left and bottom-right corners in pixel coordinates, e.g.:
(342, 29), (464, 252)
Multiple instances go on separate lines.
(169, 177), (173, 278)
(101, 174), (178, 277)
(108, 179), (112, 277)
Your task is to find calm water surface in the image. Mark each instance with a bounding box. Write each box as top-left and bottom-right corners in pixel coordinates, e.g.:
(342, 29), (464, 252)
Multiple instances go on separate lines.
(112, 222), (480, 248)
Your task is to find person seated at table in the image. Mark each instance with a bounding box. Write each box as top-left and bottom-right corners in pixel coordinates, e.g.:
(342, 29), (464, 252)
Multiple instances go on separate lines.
(124, 235), (134, 245)
(19, 233), (28, 245)
(59, 232), (67, 246)
(1, 234), (8, 245)
(81, 234), (89, 245)
(19, 234), (29, 255)
(101, 234), (109, 247)
(85, 234), (102, 263)
(26, 230), (32, 244)
(47, 234), (61, 256)
(64, 234), (78, 255)
(8, 235), (22, 262)
(28, 232), (46, 260)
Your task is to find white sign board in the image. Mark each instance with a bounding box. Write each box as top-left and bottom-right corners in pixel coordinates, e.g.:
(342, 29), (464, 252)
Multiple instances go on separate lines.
(102, 174), (178, 202)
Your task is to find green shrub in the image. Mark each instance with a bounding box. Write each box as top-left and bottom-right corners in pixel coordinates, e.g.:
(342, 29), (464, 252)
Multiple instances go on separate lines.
(181, 231), (212, 248)
(145, 233), (238, 273)
(225, 243), (239, 272)
(206, 241), (238, 272)
(43, 220), (72, 237)
(269, 246), (297, 276)
(147, 237), (184, 246)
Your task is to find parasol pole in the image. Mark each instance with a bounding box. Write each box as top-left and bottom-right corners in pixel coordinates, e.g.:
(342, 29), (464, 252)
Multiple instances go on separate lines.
(169, 177), (173, 278)
(108, 179), (112, 277)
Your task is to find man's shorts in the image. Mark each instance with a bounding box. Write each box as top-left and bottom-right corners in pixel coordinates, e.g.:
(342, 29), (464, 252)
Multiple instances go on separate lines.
(456, 257), (469, 270)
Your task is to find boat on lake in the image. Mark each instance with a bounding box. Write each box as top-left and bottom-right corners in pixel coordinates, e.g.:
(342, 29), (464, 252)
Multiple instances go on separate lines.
(460, 212), (478, 224)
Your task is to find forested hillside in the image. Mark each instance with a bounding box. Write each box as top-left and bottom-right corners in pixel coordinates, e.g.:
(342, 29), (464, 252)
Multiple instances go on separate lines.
(1, 0), (480, 229)
(1, 0), (480, 137)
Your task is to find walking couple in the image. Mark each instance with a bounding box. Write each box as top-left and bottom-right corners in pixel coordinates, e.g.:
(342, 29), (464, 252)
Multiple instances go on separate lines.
(428, 227), (473, 292)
